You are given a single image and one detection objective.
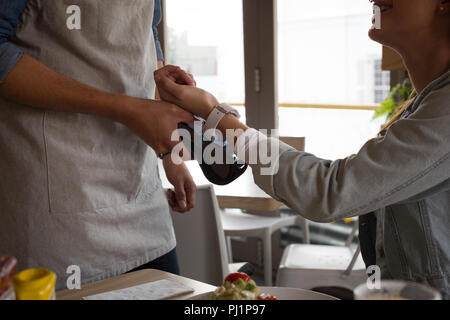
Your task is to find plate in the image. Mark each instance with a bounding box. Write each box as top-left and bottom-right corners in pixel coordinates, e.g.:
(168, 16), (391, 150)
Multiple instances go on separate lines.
(187, 287), (339, 300)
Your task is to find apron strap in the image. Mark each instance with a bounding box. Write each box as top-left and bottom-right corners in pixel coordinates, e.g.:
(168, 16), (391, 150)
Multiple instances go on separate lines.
(358, 212), (377, 268)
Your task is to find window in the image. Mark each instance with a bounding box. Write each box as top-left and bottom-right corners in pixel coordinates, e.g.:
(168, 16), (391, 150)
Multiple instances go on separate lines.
(277, 0), (390, 159)
(165, 0), (246, 121)
(163, 0), (391, 159)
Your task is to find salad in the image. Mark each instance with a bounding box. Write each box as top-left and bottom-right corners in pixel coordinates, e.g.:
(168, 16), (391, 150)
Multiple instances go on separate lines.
(211, 273), (277, 300)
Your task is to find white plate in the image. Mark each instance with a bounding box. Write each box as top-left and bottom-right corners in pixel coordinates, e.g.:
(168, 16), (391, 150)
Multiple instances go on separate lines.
(188, 287), (339, 300)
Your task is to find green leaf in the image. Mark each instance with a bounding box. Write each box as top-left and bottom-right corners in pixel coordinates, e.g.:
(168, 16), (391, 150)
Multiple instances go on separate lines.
(245, 283), (256, 291)
(373, 77), (415, 122)
(372, 98), (395, 120)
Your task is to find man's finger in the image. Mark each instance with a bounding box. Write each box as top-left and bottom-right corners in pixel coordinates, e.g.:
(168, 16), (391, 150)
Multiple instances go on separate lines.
(154, 74), (184, 104)
(155, 65), (194, 86)
(172, 72), (194, 86)
(185, 181), (196, 210)
(168, 189), (185, 213)
(186, 73), (196, 87)
(169, 67), (194, 86)
(167, 189), (177, 208)
(174, 183), (187, 210)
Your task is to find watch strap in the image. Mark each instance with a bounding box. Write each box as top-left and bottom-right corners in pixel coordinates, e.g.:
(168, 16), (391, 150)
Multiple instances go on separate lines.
(204, 103), (240, 140)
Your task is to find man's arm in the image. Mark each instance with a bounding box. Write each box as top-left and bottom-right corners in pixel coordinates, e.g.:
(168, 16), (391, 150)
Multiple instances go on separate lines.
(0, 54), (134, 122)
(152, 0), (165, 63)
(0, 0), (195, 154)
(0, 0), (28, 82)
(0, 53), (193, 154)
(153, 0), (165, 99)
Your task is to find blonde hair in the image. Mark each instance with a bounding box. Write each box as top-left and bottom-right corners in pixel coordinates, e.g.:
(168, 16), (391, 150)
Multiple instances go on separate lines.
(378, 98), (413, 134)
(377, 91), (418, 137)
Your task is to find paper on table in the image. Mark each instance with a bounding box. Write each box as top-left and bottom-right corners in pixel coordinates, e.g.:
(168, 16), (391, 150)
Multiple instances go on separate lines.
(83, 279), (194, 300)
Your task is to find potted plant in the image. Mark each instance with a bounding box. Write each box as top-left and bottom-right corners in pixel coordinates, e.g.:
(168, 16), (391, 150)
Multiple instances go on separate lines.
(373, 77), (416, 122)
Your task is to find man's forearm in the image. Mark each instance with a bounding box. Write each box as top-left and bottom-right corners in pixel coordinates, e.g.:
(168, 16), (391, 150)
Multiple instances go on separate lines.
(0, 54), (135, 124)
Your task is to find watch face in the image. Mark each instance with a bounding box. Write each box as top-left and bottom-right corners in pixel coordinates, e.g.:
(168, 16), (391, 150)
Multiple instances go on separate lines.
(178, 122), (248, 185)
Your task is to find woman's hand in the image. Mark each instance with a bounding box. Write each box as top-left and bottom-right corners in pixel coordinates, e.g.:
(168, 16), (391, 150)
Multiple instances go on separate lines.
(154, 65), (219, 119)
(163, 155), (196, 213)
(122, 97), (194, 154)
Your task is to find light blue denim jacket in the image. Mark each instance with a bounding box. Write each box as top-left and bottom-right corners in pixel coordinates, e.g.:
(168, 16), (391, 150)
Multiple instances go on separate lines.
(251, 70), (450, 299)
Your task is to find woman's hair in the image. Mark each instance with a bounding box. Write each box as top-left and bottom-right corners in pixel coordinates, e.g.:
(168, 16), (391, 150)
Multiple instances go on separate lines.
(378, 95), (416, 136)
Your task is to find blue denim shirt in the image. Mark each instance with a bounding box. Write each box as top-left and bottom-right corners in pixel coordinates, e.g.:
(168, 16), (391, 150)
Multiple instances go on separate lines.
(0, 0), (164, 83)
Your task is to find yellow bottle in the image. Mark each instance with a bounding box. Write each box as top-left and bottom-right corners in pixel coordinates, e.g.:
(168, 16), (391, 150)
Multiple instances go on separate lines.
(13, 268), (57, 300)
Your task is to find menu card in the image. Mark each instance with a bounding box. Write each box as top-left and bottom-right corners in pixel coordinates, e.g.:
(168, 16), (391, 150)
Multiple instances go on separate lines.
(83, 279), (194, 300)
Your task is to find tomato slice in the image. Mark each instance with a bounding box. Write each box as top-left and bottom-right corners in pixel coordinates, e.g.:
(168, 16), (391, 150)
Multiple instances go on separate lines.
(224, 272), (251, 283)
(259, 295), (277, 300)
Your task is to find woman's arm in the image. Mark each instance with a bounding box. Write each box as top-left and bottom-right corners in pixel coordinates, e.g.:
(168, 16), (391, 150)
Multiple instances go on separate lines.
(265, 89), (450, 223)
(155, 66), (450, 223)
(154, 65), (248, 134)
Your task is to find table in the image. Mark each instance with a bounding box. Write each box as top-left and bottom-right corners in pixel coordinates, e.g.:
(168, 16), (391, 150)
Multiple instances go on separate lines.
(56, 269), (339, 300)
(159, 160), (283, 212)
(56, 269), (216, 300)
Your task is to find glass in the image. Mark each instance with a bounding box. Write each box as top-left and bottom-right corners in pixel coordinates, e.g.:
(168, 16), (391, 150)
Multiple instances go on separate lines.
(165, 0), (245, 107)
(354, 280), (442, 300)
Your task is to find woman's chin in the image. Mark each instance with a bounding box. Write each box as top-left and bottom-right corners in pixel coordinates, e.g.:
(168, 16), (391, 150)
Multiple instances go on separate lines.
(368, 29), (403, 60)
(368, 28), (389, 46)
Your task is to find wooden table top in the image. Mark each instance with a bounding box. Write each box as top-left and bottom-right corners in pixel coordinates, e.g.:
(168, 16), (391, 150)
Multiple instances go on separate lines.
(56, 269), (216, 300)
(159, 160), (284, 212)
(56, 268), (339, 301)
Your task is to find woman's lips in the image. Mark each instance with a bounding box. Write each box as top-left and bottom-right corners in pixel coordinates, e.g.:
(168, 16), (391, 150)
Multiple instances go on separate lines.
(372, 1), (393, 12)
(371, 0), (392, 28)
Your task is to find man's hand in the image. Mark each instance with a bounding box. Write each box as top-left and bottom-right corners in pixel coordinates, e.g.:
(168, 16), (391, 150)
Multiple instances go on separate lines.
(123, 98), (194, 154)
(163, 155), (196, 213)
(0, 55), (195, 155)
(154, 65), (218, 119)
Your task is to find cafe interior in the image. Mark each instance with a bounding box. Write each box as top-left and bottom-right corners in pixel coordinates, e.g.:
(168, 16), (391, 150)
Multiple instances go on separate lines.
(1, 0), (448, 301)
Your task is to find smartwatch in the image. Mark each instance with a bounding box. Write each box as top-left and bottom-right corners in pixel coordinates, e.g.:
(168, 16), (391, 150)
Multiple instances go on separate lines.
(204, 103), (240, 141)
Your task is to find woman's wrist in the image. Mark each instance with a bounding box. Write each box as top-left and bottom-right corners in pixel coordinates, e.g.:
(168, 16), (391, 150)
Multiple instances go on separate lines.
(218, 114), (248, 135)
(201, 103), (216, 120)
(197, 90), (219, 119)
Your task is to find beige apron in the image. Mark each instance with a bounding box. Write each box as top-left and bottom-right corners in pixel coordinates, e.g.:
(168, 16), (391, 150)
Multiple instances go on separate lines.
(0, 0), (175, 290)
